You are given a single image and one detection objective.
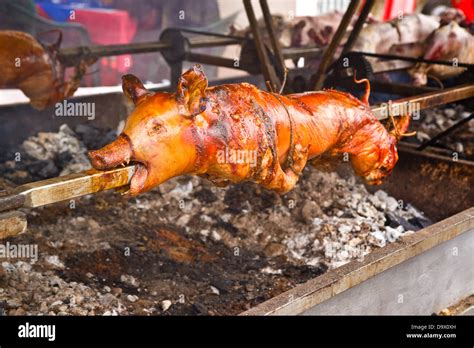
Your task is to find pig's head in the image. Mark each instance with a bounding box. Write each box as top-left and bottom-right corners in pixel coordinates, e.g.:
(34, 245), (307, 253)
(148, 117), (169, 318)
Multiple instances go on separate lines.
(438, 8), (465, 26)
(89, 65), (209, 195)
(350, 115), (411, 185)
(423, 22), (466, 61)
(408, 22), (468, 86)
(409, 63), (429, 86)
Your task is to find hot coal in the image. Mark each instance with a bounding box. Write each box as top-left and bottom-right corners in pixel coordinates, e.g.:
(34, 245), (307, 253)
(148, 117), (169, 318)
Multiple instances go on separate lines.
(386, 209), (432, 231)
(404, 104), (474, 160)
(0, 124), (117, 184)
(74, 124), (117, 151)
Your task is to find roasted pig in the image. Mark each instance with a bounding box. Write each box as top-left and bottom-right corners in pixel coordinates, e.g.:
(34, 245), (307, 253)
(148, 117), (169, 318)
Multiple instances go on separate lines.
(89, 65), (410, 196)
(394, 22), (474, 85)
(0, 30), (92, 110)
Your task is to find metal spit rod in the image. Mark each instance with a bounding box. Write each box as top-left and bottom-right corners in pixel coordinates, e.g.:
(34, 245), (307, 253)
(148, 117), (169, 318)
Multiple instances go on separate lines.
(58, 34), (242, 67)
(0, 165), (135, 213)
(0, 165), (136, 238)
(372, 84), (474, 120)
(356, 51), (474, 69)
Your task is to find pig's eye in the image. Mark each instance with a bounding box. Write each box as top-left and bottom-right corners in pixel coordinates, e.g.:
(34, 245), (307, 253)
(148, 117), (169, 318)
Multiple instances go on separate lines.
(148, 121), (164, 137)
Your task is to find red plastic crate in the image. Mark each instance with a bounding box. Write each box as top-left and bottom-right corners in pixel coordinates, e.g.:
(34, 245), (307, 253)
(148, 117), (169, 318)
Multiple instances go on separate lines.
(383, 0), (417, 20)
(452, 0), (474, 21)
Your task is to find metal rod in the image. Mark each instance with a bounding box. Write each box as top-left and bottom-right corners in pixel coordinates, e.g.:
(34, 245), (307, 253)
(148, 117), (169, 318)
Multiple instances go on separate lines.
(281, 46), (323, 60)
(58, 35), (241, 67)
(313, 0), (361, 90)
(189, 37), (241, 49)
(367, 80), (438, 96)
(341, 0), (375, 55)
(0, 166), (135, 212)
(418, 113), (474, 150)
(186, 52), (248, 70)
(168, 27), (245, 41)
(355, 51), (474, 69)
(371, 84), (474, 120)
(59, 42), (170, 66)
(170, 61), (183, 88)
(371, 60), (414, 74)
(243, 0), (281, 91)
(260, 0), (286, 75)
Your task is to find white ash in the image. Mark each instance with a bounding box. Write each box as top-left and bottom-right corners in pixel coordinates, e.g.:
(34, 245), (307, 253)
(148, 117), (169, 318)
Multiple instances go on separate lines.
(162, 169), (426, 271)
(120, 274), (140, 288)
(210, 286), (220, 295)
(210, 230), (222, 242)
(176, 214), (192, 227)
(0, 261), (125, 316)
(126, 295), (139, 303)
(281, 173), (419, 269)
(21, 124), (91, 175)
(43, 255), (65, 270)
(410, 105), (474, 158)
(161, 300), (172, 312)
(168, 181), (194, 200)
(386, 225), (405, 242)
(261, 266), (283, 275)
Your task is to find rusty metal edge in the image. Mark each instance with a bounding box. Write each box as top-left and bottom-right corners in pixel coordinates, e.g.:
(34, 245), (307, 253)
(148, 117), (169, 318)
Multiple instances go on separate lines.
(398, 142), (474, 167)
(240, 207), (474, 315)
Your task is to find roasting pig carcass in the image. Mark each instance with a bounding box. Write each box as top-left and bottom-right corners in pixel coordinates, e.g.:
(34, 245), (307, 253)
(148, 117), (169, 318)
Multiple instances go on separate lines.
(89, 65), (410, 196)
(391, 22), (474, 85)
(352, 9), (468, 54)
(230, 11), (358, 48)
(0, 30), (92, 110)
(352, 13), (440, 66)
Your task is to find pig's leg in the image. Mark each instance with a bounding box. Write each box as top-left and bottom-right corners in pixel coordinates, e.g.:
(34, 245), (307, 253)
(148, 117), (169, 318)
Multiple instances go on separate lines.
(59, 60), (91, 99)
(51, 58), (96, 104)
(261, 143), (309, 194)
(262, 164), (300, 194)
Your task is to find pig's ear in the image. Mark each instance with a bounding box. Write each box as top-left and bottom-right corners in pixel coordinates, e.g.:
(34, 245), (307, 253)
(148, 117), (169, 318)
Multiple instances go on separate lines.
(176, 65), (208, 117)
(122, 74), (152, 105)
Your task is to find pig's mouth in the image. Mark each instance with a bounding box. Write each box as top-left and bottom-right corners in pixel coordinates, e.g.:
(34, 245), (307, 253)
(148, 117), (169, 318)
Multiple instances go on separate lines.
(88, 134), (149, 196)
(129, 161), (148, 195)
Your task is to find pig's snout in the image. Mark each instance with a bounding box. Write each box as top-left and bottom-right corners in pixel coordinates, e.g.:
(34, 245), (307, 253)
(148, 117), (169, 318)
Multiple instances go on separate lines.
(411, 73), (427, 86)
(88, 135), (133, 169)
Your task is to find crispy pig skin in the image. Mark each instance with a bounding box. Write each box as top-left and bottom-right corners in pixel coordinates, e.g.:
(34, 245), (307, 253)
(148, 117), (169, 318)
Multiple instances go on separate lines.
(89, 65), (410, 196)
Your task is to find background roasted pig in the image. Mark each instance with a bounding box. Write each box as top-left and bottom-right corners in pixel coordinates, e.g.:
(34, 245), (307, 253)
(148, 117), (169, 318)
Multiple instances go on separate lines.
(406, 22), (474, 86)
(0, 30), (93, 110)
(229, 10), (357, 48)
(353, 13), (440, 58)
